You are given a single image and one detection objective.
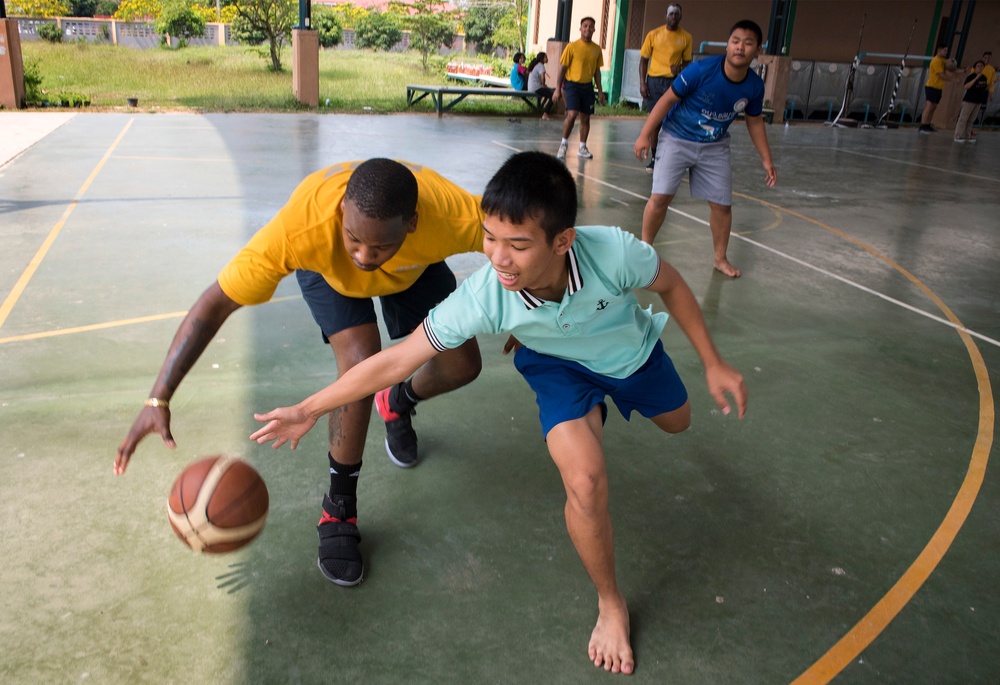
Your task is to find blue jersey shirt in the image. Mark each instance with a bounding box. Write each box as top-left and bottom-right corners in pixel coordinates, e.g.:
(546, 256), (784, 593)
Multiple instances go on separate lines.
(662, 55), (765, 143)
(424, 226), (668, 379)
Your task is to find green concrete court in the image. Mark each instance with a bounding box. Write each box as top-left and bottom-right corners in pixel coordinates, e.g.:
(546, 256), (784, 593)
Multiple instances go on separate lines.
(0, 112), (997, 684)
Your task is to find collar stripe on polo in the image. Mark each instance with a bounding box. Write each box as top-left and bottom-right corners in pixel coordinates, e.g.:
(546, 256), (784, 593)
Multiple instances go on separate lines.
(516, 245), (584, 310)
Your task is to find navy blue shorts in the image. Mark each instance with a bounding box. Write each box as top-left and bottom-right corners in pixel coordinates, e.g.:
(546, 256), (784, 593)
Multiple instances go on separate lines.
(924, 86), (942, 104)
(563, 80), (596, 114)
(642, 76), (675, 112)
(296, 261), (457, 343)
(513, 339), (689, 438)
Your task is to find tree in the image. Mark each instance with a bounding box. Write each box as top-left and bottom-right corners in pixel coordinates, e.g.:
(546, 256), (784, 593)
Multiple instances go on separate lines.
(462, 3), (504, 54)
(234, 0), (296, 72)
(312, 4), (343, 49)
(406, 0), (455, 69)
(95, 0), (121, 16)
(155, 1), (206, 47)
(492, 0), (527, 55)
(354, 11), (402, 52)
(69, 0), (99, 16)
(114, 0), (162, 21)
(8, 0), (71, 17)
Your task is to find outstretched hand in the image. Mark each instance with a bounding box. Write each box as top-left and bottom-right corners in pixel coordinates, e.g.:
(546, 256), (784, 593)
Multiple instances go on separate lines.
(115, 406), (175, 475)
(251, 405), (317, 450)
(705, 362), (748, 419)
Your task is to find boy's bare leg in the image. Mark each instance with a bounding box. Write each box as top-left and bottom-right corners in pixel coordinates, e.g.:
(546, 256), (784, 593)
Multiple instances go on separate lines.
(641, 193), (674, 244)
(650, 401), (691, 434)
(546, 406), (634, 675)
(579, 113), (591, 145)
(562, 111), (579, 140)
(708, 201), (739, 278)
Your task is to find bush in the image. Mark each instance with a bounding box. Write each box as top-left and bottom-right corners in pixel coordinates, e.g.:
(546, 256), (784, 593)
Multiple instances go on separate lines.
(313, 5), (343, 49)
(354, 11), (401, 52)
(22, 58), (44, 106)
(37, 22), (64, 43)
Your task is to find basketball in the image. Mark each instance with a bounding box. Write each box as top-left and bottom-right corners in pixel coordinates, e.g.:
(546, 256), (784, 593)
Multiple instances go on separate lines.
(167, 455), (269, 554)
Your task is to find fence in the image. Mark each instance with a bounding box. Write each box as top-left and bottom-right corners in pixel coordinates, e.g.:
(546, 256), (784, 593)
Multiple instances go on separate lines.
(16, 17), (466, 54)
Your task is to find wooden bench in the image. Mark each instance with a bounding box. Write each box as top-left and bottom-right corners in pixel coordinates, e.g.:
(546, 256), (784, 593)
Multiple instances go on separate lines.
(406, 85), (543, 117)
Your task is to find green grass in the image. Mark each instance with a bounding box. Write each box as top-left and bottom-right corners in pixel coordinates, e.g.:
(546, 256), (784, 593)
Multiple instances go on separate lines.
(19, 41), (643, 117)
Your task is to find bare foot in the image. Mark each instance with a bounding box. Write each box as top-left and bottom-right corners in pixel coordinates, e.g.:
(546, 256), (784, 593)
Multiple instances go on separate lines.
(542, 113), (551, 121)
(714, 258), (741, 278)
(588, 598), (634, 674)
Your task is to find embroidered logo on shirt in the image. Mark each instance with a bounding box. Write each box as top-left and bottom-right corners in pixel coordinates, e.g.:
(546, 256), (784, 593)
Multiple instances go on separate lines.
(596, 299), (609, 310)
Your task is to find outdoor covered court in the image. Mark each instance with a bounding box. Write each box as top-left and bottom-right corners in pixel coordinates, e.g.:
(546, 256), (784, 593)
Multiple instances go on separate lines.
(1, 111), (997, 684)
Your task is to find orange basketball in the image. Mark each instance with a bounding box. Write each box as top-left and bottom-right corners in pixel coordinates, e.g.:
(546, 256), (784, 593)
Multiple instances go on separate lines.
(167, 455), (269, 554)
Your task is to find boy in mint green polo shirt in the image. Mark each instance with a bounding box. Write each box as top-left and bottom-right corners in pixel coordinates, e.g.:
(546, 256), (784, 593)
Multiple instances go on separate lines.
(252, 151), (748, 675)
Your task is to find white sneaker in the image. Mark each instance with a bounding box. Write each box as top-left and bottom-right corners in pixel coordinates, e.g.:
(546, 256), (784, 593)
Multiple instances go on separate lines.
(578, 144), (593, 159)
(556, 142), (568, 160)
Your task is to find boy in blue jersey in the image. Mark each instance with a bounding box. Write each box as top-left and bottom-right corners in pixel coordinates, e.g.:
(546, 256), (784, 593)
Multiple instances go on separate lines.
(635, 19), (777, 278)
(251, 152), (748, 675)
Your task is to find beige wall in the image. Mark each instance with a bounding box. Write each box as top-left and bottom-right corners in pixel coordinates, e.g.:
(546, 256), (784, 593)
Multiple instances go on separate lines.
(529, 0), (617, 69)
(627, 0), (1000, 65)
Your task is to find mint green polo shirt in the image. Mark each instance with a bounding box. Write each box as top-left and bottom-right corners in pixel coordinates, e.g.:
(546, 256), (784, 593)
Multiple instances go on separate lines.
(424, 225), (668, 379)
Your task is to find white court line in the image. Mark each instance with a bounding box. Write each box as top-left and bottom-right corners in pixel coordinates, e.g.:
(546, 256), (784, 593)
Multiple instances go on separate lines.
(829, 148), (997, 183)
(490, 140), (1000, 349)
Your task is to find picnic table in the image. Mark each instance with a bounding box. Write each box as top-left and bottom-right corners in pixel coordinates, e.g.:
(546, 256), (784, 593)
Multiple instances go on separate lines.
(446, 72), (513, 88)
(406, 84), (543, 117)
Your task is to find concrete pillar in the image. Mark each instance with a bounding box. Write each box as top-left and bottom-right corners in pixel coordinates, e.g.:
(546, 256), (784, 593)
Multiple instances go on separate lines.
(292, 29), (319, 108)
(932, 75), (964, 129)
(0, 19), (26, 110)
(546, 39), (568, 114)
(757, 54), (791, 124)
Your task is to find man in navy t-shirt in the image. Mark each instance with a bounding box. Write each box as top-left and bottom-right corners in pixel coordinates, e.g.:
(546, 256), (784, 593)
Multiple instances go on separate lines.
(634, 20), (777, 278)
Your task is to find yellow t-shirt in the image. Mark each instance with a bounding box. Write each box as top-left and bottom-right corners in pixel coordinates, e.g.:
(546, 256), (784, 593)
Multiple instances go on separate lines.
(982, 63), (995, 93)
(639, 26), (693, 78)
(560, 39), (604, 84)
(218, 161), (485, 304)
(926, 55), (947, 89)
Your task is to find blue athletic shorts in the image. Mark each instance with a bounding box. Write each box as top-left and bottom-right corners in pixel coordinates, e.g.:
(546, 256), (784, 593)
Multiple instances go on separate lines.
(924, 86), (942, 104)
(563, 80), (596, 114)
(296, 261), (457, 343)
(513, 339), (689, 438)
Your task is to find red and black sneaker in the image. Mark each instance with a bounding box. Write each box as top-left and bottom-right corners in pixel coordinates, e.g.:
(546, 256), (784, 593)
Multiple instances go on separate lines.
(317, 494), (363, 587)
(374, 384), (419, 468)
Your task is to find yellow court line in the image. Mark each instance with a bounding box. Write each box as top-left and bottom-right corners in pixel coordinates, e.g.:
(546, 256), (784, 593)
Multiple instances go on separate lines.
(736, 196), (996, 684)
(496, 141), (994, 682)
(0, 118), (135, 331)
(0, 295), (301, 345)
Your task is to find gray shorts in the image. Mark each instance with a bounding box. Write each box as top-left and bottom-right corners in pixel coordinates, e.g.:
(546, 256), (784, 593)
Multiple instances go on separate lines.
(651, 131), (733, 206)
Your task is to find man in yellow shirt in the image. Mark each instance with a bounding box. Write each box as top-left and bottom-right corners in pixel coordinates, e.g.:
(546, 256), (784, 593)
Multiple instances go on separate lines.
(638, 3), (693, 171)
(554, 16), (606, 161)
(982, 51), (996, 94)
(919, 45), (954, 133)
(115, 159), (485, 587)
(970, 51), (994, 138)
